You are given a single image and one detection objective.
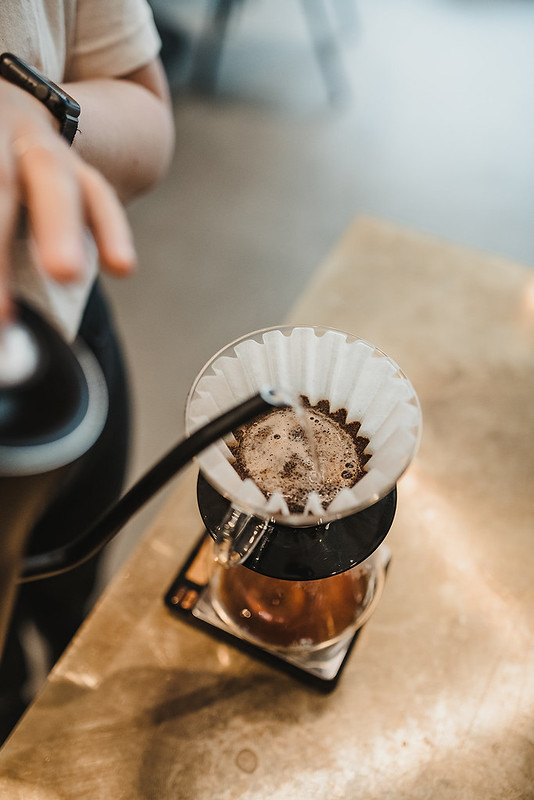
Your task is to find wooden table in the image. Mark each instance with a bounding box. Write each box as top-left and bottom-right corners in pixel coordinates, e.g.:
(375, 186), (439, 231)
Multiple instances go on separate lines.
(1, 217), (533, 799)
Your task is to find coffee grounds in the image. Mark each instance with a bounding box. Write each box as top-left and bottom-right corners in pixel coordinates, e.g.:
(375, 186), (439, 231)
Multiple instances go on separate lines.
(228, 395), (370, 514)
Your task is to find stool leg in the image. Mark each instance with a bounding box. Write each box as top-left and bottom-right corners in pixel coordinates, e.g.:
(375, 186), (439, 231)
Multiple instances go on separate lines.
(300, 0), (350, 103)
(191, 0), (238, 93)
(332, 0), (359, 36)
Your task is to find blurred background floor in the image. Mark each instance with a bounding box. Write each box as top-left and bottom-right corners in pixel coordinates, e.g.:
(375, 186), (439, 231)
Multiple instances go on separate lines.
(99, 0), (534, 584)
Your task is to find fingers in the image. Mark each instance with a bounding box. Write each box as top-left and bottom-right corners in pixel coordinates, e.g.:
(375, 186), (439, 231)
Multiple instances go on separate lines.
(0, 154), (18, 321)
(14, 138), (86, 282)
(80, 164), (136, 276)
(14, 137), (136, 282)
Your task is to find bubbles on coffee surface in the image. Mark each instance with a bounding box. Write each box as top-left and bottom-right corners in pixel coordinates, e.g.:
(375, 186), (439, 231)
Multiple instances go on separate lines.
(228, 396), (370, 513)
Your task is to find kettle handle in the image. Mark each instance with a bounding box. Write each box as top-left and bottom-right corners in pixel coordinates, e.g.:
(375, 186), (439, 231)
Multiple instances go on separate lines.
(212, 506), (272, 567)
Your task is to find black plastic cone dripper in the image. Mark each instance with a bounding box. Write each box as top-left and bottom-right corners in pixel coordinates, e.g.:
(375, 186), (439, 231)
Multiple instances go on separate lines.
(197, 473), (397, 581)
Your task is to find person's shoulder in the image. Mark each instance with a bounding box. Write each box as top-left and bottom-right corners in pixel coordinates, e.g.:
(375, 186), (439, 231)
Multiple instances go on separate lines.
(66, 0), (161, 81)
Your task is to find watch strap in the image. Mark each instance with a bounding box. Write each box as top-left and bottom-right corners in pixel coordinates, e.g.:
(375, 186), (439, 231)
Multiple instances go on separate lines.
(0, 52), (80, 145)
(60, 113), (80, 146)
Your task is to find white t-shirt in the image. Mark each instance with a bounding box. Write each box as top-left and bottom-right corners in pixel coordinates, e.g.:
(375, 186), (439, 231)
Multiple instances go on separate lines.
(0, 0), (161, 339)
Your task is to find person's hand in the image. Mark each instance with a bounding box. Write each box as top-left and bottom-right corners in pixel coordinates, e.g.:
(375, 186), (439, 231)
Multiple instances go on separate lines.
(0, 80), (136, 321)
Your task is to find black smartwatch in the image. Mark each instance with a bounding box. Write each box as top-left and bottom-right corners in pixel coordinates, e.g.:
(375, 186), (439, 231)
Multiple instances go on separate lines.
(0, 52), (80, 145)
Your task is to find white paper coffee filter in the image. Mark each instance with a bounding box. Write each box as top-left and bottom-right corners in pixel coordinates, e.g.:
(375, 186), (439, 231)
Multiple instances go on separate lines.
(186, 327), (421, 525)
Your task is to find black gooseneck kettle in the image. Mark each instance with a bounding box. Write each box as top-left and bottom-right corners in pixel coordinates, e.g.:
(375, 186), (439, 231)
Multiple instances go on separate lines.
(0, 300), (286, 659)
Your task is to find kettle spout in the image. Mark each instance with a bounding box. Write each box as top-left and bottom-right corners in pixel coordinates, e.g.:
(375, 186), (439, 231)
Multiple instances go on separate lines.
(19, 388), (289, 582)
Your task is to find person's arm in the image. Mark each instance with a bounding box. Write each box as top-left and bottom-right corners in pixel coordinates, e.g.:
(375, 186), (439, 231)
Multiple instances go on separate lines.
(67, 58), (175, 203)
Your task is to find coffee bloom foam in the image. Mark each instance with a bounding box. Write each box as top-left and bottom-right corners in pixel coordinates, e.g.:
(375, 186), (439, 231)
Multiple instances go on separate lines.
(186, 326), (422, 526)
(228, 404), (369, 513)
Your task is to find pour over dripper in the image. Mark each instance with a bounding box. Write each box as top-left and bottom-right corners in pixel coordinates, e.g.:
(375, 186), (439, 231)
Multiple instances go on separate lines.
(186, 325), (422, 577)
